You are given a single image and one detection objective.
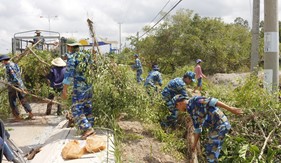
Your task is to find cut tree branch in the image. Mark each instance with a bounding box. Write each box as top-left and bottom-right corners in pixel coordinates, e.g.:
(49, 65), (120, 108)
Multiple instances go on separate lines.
(258, 121), (281, 160)
(0, 80), (62, 105)
(27, 47), (51, 67)
(249, 109), (266, 139)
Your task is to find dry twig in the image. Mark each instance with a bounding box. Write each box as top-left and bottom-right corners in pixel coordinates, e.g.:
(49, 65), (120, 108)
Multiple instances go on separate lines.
(249, 109), (266, 139)
(258, 121), (281, 160)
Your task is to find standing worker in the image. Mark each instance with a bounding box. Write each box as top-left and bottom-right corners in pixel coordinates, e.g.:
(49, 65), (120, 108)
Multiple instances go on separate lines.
(46, 57), (66, 116)
(32, 30), (45, 50)
(144, 64), (163, 95)
(193, 59), (207, 93)
(173, 95), (243, 162)
(0, 55), (33, 121)
(160, 71), (195, 128)
(132, 54), (143, 83)
(62, 42), (94, 139)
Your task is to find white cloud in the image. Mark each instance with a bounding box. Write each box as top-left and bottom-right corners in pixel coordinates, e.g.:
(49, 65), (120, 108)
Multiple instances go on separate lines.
(0, 0), (279, 54)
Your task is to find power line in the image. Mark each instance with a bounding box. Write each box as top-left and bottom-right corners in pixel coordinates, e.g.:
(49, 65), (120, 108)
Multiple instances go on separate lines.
(149, 0), (171, 24)
(139, 0), (182, 39)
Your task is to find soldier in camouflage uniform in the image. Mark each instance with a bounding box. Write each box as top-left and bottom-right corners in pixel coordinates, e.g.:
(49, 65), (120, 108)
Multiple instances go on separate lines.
(62, 43), (94, 139)
(160, 71), (195, 128)
(132, 54), (143, 83)
(144, 65), (162, 95)
(173, 95), (243, 163)
(0, 55), (33, 121)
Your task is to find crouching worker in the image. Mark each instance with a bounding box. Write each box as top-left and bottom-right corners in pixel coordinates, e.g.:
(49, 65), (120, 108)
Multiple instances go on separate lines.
(160, 71), (195, 128)
(173, 95), (243, 163)
(144, 64), (162, 95)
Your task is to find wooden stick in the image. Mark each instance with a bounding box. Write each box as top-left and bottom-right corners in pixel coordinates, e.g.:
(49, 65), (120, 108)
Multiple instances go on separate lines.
(185, 116), (199, 163)
(249, 109), (266, 139)
(269, 106), (281, 123)
(0, 80), (62, 105)
(252, 107), (281, 160)
(258, 121), (281, 160)
(87, 18), (101, 56)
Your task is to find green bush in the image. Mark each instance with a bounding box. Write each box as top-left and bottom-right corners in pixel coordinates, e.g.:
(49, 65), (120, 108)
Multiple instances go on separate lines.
(208, 76), (281, 162)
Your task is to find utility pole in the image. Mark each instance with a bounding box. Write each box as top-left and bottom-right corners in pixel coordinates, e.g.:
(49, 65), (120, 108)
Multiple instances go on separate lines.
(136, 32), (139, 53)
(264, 0), (279, 93)
(250, 0), (260, 72)
(118, 22), (122, 54)
(40, 15), (58, 34)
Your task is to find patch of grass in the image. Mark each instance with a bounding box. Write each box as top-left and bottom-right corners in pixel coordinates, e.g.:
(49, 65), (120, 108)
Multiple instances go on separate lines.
(147, 124), (186, 160)
(123, 133), (144, 141)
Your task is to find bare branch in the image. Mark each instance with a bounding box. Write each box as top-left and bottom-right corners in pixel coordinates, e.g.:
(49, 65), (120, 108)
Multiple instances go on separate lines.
(249, 109), (266, 139)
(0, 80), (62, 105)
(258, 121), (281, 160)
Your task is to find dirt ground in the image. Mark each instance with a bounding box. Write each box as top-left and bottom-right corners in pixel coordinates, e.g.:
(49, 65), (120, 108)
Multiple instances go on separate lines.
(118, 120), (186, 163)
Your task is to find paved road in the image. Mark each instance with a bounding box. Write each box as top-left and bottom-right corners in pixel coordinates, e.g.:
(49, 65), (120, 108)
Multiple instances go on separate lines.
(2, 103), (65, 162)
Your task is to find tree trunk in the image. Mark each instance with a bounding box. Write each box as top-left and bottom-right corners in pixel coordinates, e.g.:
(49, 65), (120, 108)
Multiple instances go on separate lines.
(185, 116), (200, 163)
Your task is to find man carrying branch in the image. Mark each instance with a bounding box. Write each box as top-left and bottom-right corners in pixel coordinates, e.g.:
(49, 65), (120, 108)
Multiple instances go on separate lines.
(62, 43), (94, 139)
(0, 55), (34, 121)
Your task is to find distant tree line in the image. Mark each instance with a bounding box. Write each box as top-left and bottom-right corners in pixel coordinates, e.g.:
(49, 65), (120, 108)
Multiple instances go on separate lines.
(126, 9), (269, 74)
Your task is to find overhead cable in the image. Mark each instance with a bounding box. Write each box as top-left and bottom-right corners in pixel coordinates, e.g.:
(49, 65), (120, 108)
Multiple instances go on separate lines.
(149, 0), (171, 24)
(139, 0), (183, 38)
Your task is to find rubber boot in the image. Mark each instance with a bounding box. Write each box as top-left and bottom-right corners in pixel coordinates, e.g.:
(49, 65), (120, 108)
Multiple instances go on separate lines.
(57, 105), (62, 116)
(46, 103), (52, 115)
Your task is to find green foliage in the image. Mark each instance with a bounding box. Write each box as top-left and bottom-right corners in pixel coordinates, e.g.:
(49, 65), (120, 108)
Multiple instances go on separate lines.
(115, 48), (134, 65)
(123, 133), (144, 141)
(208, 76), (281, 162)
(130, 9), (251, 74)
(17, 50), (53, 97)
(0, 89), (10, 118)
(0, 51), (56, 118)
(149, 126), (186, 160)
(93, 62), (160, 126)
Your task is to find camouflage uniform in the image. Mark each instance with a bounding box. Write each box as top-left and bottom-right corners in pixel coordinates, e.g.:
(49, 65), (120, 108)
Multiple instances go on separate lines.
(5, 62), (32, 116)
(161, 77), (188, 127)
(63, 51), (94, 132)
(186, 96), (231, 163)
(144, 69), (162, 94)
(132, 58), (143, 83)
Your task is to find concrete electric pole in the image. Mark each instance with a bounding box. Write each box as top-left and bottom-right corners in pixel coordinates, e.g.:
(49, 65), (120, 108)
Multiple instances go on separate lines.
(264, 0), (279, 93)
(119, 22), (122, 54)
(40, 15), (58, 34)
(250, 0), (260, 72)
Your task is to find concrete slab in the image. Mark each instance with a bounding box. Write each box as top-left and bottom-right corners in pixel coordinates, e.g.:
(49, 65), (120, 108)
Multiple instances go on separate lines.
(2, 103), (115, 163)
(31, 123), (115, 163)
(2, 103), (65, 163)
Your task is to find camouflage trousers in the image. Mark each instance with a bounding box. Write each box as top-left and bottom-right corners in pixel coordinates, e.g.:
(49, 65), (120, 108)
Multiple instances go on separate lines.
(205, 123), (230, 163)
(72, 88), (94, 132)
(136, 69), (143, 83)
(161, 88), (178, 128)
